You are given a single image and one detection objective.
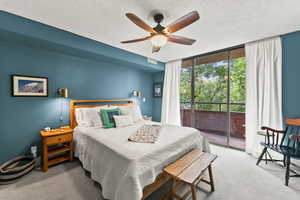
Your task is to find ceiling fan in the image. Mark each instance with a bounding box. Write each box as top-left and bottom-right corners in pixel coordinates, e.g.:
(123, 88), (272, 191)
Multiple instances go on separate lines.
(121, 11), (200, 53)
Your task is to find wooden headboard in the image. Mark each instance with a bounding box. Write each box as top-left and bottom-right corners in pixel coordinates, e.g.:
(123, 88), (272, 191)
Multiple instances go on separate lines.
(69, 99), (134, 128)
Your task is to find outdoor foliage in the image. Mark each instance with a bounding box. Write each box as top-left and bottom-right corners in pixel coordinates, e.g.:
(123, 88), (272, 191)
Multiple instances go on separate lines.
(180, 57), (246, 112)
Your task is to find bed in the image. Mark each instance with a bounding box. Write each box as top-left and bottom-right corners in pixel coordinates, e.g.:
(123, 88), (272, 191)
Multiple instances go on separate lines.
(70, 99), (210, 200)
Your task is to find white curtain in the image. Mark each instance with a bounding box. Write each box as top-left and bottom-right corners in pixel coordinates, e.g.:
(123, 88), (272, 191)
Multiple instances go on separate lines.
(161, 60), (182, 126)
(245, 37), (283, 157)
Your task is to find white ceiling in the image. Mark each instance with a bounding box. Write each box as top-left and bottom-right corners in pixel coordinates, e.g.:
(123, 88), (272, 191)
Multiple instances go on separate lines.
(1, 0), (300, 62)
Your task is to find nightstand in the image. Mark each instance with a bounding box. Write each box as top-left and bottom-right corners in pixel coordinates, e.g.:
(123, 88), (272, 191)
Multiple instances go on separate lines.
(40, 127), (74, 172)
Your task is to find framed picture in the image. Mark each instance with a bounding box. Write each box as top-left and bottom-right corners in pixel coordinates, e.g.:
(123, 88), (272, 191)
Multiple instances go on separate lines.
(11, 75), (48, 97)
(153, 82), (163, 98)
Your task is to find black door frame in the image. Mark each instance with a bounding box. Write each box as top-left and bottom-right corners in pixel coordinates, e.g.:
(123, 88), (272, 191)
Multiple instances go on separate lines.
(183, 45), (245, 149)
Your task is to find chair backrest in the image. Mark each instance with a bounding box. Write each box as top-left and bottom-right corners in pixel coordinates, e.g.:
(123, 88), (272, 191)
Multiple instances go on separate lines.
(261, 126), (287, 146)
(284, 125), (300, 153)
(261, 125), (300, 155)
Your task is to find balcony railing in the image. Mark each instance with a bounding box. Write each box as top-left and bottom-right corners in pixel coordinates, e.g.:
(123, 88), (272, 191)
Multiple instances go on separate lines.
(180, 101), (245, 112)
(180, 102), (245, 139)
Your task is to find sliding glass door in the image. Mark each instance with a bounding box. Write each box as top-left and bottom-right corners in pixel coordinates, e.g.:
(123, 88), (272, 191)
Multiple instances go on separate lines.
(180, 47), (246, 150)
(229, 50), (246, 149)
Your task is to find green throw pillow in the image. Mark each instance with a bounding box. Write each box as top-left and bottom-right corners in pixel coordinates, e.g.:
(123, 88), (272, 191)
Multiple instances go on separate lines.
(100, 108), (121, 128)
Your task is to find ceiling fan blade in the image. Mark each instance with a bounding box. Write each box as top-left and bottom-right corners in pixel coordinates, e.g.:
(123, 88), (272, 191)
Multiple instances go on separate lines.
(121, 36), (151, 43)
(168, 35), (196, 45)
(164, 11), (199, 34)
(126, 13), (156, 33)
(152, 46), (161, 53)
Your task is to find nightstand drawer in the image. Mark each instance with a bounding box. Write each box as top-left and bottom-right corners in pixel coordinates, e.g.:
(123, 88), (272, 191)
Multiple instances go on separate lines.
(45, 134), (73, 145)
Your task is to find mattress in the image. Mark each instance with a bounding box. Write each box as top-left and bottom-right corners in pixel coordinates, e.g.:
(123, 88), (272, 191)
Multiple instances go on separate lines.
(74, 120), (210, 200)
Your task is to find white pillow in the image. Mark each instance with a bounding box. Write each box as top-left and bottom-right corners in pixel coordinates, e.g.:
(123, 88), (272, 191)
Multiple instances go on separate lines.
(75, 108), (86, 126)
(119, 105), (143, 122)
(75, 107), (103, 127)
(131, 105), (143, 122)
(119, 106), (132, 116)
(113, 115), (134, 128)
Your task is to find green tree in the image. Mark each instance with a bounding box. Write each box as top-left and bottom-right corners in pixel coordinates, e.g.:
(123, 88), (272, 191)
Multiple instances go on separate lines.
(180, 57), (246, 112)
(180, 67), (192, 108)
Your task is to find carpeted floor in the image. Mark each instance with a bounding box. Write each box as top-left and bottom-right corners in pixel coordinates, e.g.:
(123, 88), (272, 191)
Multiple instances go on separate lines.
(0, 145), (299, 200)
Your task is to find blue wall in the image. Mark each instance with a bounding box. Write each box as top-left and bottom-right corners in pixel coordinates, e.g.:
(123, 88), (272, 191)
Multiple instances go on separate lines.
(152, 72), (165, 121)
(282, 31), (300, 119)
(0, 11), (165, 163)
(0, 11), (165, 72)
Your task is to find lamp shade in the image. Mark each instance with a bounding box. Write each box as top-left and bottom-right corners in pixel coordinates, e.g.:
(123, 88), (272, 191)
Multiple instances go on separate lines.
(137, 91), (141, 98)
(150, 34), (167, 47)
(131, 90), (141, 98)
(58, 88), (68, 98)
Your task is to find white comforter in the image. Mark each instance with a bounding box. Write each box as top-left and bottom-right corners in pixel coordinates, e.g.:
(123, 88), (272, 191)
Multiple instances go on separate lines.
(74, 121), (209, 200)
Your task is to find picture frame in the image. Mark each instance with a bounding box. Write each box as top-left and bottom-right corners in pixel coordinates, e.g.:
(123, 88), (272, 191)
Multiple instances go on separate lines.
(11, 75), (48, 97)
(153, 82), (163, 98)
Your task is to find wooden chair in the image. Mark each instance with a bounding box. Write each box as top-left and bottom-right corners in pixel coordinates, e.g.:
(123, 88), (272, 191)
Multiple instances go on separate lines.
(256, 126), (300, 186)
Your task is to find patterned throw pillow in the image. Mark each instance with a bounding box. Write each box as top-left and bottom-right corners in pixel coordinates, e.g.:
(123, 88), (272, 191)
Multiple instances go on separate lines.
(100, 108), (121, 128)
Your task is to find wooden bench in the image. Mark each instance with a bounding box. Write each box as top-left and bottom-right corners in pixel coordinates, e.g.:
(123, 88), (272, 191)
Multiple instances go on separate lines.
(164, 149), (217, 200)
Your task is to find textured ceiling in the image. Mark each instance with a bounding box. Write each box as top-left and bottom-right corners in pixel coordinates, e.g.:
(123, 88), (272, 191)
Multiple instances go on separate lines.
(1, 0), (300, 62)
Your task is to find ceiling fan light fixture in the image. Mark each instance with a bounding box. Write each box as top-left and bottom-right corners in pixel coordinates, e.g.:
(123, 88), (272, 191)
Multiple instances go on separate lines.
(150, 34), (167, 47)
(122, 11), (200, 52)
